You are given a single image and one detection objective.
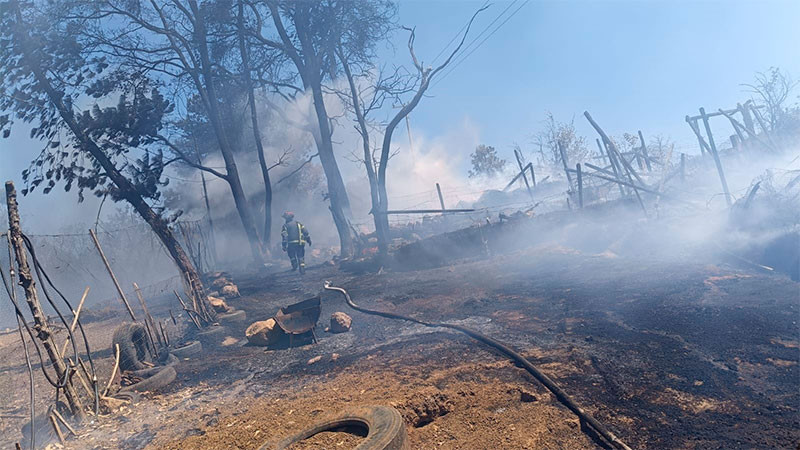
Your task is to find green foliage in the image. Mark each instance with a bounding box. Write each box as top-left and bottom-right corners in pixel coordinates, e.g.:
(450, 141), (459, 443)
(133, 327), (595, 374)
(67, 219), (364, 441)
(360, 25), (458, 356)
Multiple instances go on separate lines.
(468, 144), (506, 178)
(0, 1), (172, 203)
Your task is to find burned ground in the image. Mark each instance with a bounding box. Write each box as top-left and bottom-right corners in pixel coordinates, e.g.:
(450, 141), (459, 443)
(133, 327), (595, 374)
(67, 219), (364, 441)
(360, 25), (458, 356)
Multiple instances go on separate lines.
(0, 207), (798, 449)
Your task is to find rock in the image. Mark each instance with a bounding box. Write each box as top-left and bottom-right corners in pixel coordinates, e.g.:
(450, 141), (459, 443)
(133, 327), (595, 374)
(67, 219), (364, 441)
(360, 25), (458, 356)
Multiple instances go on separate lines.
(221, 283), (240, 299)
(519, 390), (537, 403)
(211, 277), (231, 289)
(207, 296), (231, 313)
(307, 355), (322, 365)
(245, 319), (282, 346)
(331, 353), (340, 361)
(329, 312), (352, 333)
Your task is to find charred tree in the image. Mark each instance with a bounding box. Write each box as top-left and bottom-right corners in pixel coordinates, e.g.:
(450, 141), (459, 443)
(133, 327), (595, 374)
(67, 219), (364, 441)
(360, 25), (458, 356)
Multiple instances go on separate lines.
(5, 182), (86, 421)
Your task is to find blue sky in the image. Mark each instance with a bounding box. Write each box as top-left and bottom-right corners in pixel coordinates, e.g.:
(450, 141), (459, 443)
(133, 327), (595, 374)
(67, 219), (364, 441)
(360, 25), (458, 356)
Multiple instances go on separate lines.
(2, 0), (799, 229)
(390, 0), (800, 158)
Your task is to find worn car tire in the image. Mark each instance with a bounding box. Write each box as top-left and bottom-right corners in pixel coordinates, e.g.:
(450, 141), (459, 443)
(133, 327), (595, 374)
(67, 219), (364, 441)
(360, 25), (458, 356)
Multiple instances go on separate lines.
(120, 366), (176, 393)
(216, 309), (247, 323)
(171, 340), (203, 358)
(263, 405), (408, 450)
(111, 322), (150, 371)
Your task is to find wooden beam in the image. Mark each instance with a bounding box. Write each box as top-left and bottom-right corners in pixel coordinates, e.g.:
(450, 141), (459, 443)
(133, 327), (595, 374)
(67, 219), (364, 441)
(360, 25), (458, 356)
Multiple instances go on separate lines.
(385, 208), (476, 215)
(576, 163), (584, 208)
(89, 229), (137, 321)
(637, 130), (652, 172)
(699, 107), (732, 207)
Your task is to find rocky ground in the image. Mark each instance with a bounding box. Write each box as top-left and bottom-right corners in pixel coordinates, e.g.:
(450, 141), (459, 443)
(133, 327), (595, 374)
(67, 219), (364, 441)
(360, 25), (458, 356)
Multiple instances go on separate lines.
(0, 223), (798, 449)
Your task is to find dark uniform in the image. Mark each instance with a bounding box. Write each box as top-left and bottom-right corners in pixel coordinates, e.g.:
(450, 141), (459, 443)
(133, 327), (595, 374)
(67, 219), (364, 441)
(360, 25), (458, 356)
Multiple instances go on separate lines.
(281, 218), (311, 273)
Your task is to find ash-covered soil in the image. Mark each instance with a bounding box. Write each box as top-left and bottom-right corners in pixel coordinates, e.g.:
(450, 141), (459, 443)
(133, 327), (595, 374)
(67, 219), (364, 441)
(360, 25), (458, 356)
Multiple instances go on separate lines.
(1, 241), (798, 449)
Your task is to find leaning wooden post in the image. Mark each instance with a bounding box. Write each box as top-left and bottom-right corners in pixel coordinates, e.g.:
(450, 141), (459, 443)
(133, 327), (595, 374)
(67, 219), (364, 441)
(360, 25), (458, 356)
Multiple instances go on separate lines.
(133, 282), (161, 354)
(513, 148), (534, 200)
(558, 141), (574, 192)
(5, 181), (86, 421)
(88, 228), (137, 321)
(598, 139), (624, 196)
(685, 116), (710, 156)
(576, 163), (584, 209)
(529, 164), (536, 187)
(637, 130), (652, 172)
(738, 102), (755, 133)
(680, 153), (686, 182)
(699, 107), (732, 207)
(435, 183), (448, 225)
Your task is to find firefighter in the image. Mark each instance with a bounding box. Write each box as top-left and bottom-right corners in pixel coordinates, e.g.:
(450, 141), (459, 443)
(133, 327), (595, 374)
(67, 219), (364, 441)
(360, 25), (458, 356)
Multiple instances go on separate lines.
(281, 211), (311, 274)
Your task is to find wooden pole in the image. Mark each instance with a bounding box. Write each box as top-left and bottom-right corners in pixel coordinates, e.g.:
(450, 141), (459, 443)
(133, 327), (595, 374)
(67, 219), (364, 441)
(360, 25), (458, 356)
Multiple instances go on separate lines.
(558, 141), (574, 191)
(583, 112), (647, 214)
(680, 153), (686, 182)
(576, 163), (584, 208)
(435, 183), (448, 224)
(513, 148), (534, 200)
(59, 286), (90, 357)
(599, 139), (625, 196)
(133, 282), (161, 351)
(738, 102), (755, 132)
(88, 228), (137, 321)
(699, 107), (732, 206)
(5, 181), (85, 420)
(685, 116), (710, 156)
(637, 130), (652, 172)
(529, 164), (536, 187)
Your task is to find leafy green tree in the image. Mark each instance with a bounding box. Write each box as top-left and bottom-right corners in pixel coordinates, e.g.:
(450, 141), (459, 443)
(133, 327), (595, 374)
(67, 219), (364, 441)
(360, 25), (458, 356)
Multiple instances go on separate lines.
(468, 145), (507, 178)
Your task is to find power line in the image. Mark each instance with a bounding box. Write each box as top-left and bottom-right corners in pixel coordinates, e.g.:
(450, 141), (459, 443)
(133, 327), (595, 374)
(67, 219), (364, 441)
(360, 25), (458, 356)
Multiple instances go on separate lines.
(433, 0), (530, 89)
(430, 0), (492, 66)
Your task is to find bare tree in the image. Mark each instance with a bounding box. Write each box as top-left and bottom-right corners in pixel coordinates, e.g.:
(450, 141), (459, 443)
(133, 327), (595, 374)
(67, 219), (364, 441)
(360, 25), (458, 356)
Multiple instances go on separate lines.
(76, 0), (267, 264)
(743, 67), (800, 137)
(535, 113), (589, 172)
(372, 6), (488, 256)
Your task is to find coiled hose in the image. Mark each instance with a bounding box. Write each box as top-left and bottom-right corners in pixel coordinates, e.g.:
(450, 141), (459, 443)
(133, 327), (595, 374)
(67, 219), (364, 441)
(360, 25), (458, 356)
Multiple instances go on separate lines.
(323, 281), (632, 450)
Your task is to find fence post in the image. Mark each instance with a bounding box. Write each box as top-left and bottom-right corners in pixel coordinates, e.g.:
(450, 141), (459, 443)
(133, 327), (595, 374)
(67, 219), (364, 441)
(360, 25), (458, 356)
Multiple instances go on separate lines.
(576, 163), (584, 209)
(89, 228), (137, 321)
(699, 107), (732, 206)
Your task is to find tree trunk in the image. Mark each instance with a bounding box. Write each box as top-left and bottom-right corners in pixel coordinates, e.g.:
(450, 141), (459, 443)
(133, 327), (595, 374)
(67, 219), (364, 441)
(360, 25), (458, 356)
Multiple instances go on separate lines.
(5, 182), (87, 421)
(18, 31), (215, 323)
(190, 0), (264, 265)
(238, 1), (273, 251)
(309, 81), (354, 258)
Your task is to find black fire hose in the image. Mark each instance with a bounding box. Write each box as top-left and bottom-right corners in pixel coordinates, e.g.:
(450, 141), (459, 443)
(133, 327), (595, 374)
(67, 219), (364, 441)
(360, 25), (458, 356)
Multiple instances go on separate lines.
(323, 282), (632, 450)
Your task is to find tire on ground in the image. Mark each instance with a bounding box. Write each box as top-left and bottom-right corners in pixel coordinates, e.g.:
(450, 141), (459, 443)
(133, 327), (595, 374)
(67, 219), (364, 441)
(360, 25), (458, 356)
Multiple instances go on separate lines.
(171, 340), (203, 358)
(264, 405), (408, 450)
(120, 366), (176, 393)
(111, 322), (150, 371)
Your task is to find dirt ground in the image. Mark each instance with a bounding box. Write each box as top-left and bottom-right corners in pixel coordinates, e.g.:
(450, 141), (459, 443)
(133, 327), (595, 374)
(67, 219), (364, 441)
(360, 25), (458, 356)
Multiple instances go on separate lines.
(1, 236), (798, 449)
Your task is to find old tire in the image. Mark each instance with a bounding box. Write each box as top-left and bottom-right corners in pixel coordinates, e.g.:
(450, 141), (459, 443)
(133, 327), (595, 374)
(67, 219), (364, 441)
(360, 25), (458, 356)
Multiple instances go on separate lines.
(263, 405), (408, 450)
(111, 322), (150, 371)
(120, 366), (176, 393)
(217, 309), (247, 324)
(171, 340), (203, 358)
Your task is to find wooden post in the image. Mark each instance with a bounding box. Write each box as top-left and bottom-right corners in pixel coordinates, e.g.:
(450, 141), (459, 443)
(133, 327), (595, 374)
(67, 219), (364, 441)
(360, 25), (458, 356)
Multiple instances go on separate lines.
(699, 107), (732, 206)
(558, 141), (574, 191)
(435, 182), (446, 212)
(133, 282), (161, 351)
(598, 139), (624, 196)
(680, 153), (686, 182)
(88, 228), (137, 321)
(529, 164), (536, 187)
(583, 112), (646, 214)
(513, 148), (533, 200)
(637, 130), (652, 172)
(685, 116), (710, 156)
(576, 163), (584, 209)
(5, 181), (86, 421)
(738, 102), (755, 133)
